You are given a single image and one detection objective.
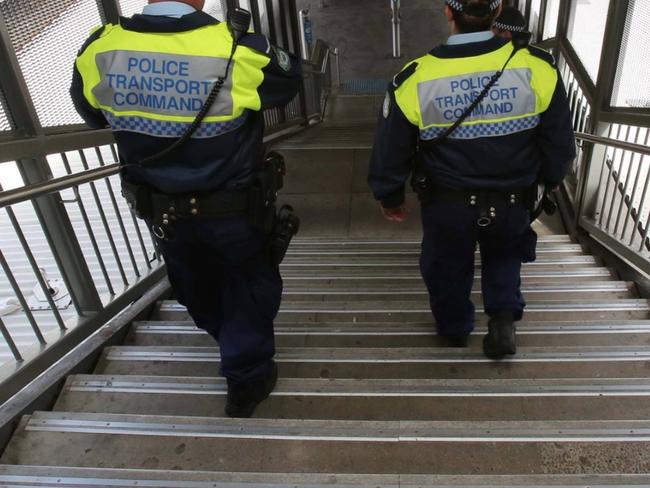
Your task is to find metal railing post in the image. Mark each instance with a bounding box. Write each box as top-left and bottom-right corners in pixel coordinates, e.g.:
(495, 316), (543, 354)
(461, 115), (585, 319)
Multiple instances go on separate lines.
(575, 122), (610, 226)
(0, 12), (102, 314)
(96, 0), (122, 23)
(286, 0), (309, 123)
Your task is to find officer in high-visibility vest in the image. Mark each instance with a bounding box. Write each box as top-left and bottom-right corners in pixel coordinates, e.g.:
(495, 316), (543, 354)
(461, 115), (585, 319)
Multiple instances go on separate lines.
(71, 0), (302, 417)
(368, 0), (575, 358)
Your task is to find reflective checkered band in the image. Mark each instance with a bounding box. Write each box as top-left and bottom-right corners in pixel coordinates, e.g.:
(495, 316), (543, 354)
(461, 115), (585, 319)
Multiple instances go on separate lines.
(420, 115), (541, 140)
(103, 112), (247, 139)
(493, 21), (527, 32)
(446, 0), (501, 12)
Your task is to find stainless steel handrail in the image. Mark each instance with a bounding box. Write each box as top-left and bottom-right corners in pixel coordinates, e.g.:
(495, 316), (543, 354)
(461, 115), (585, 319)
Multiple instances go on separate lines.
(575, 132), (650, 157)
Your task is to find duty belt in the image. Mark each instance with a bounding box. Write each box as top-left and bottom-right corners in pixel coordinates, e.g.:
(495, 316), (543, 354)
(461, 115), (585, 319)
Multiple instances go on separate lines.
(429, 184), (531, 227)
(121, 180), (252, 240)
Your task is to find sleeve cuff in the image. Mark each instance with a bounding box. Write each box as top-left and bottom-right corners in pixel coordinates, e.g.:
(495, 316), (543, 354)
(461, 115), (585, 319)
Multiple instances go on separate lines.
(380, 189), (405, 209)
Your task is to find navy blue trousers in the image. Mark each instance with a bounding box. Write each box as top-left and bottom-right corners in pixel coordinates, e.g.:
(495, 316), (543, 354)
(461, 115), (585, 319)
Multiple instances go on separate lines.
(420, 201), (537, 337)
(154, 216), (282, 385)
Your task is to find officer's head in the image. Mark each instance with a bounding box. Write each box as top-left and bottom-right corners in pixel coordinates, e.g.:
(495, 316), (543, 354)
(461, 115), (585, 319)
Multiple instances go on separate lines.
(492, 6), (527, 39)
(445, 0), (503, 34)
(148, 0), (205, 9)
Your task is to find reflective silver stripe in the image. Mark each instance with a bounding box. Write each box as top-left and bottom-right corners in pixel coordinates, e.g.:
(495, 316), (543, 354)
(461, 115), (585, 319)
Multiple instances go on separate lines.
(93, 50), (234, 117)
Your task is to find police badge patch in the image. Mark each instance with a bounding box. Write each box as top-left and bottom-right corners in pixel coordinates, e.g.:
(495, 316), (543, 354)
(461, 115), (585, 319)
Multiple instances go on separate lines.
(273, 46), (292, 72)
(383, 92), (391, 118)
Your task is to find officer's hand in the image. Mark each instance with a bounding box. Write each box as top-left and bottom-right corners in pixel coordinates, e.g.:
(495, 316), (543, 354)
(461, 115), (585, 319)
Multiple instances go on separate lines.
(381, 205), (408, 223)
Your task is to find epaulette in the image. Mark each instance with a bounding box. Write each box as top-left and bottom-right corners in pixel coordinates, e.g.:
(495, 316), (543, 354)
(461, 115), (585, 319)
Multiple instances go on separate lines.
(527, 45), (556, 68)
(238, 32), (272, 56)
(391, 62), (418, 89)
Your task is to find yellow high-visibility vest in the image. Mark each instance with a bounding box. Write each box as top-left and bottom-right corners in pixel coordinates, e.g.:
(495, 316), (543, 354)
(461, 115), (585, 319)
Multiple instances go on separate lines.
(393, 42), (558, 141)
(75, 22), (272, 137)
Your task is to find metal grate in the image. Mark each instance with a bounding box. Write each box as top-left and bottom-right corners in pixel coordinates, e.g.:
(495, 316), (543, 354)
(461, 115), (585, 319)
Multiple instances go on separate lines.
(340, 79), (390, 96)
(120, 0), (224, 19)
(0, 89), (12, 132)
(0, 0), (103, 127)
(611, 0), (650, 108)
(118, 0), (146, 18)
(566, 0), (609, 82)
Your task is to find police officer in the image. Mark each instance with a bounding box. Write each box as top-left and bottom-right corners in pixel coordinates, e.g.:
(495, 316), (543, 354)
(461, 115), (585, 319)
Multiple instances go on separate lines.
(368, 0), (575, 358)
(492, 5), (529, 40)
(71, 0), (302, 416)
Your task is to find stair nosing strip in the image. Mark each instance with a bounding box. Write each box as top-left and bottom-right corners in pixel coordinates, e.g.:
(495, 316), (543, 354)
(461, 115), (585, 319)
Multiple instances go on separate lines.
(103, 347), (650, 363)
(64, 376), (650, 397)
(23, 413), (650, 442)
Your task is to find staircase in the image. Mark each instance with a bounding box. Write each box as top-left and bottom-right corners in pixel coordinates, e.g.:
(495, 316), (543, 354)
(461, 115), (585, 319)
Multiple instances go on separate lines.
(1, 234), (650, 485)
(2, 96), (650, 485)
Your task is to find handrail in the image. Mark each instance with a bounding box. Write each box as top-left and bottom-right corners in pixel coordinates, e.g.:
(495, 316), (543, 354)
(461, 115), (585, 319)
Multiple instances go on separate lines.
(575, 132), (650, 157)
(0, 165), (119, 209)
(0, 120), (309, 210)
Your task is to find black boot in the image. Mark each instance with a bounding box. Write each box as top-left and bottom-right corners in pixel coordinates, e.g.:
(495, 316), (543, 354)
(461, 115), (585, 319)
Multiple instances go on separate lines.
(225, 361), (278, 418)
(483, 312), (516, 359)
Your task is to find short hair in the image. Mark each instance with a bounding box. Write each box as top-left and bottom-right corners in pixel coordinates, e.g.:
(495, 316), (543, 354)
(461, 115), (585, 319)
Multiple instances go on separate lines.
(449, 0), (502, 33)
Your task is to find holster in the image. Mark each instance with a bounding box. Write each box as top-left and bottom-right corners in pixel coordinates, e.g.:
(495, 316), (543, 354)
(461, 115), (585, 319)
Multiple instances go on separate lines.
(247, 151), (286, 235)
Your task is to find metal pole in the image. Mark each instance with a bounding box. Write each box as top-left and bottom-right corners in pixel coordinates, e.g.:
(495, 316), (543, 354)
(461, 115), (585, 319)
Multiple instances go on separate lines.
(391, 0), (401, 58)
(96, 0), (122, 24)
(287, 0), (309, 123)
(594, 0), (630, 116)
(265, 0), (278, 44)
(250, 0), (263, 33)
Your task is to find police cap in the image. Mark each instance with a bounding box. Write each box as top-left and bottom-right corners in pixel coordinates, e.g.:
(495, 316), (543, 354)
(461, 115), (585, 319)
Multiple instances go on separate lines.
(493, 6), (529, 33)
(446, 0), (502, 16)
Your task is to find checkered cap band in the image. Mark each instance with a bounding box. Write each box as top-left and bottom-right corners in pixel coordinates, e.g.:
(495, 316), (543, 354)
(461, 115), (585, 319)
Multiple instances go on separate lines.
(103, 112), (247, 139)
(420, 115), (541, 141)
(446, 0), (502, 12)
(493, 20), (527, 32)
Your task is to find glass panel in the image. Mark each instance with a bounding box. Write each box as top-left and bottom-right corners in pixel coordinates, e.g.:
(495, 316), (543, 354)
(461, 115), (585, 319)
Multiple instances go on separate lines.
(0, 0), (104, 127)
(611, 0), (650, 108)
(566, 0), (610, 81)
(528, 0), (542, 40)
(543, 0), (561, 39)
